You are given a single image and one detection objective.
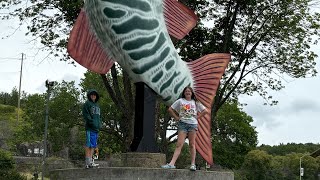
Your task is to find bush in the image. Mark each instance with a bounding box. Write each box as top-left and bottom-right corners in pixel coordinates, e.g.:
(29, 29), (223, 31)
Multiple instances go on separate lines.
(0, 149), (26, 180)
(0, 170), (26, 180)
(0, 104), (15, 113)
(0, 149), (14, 170)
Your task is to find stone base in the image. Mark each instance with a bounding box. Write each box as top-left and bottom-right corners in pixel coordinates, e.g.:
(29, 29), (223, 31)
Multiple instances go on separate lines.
(50, 167), (234, 180)
(119, 152), (166, 168)
(107, 153), (166, 168)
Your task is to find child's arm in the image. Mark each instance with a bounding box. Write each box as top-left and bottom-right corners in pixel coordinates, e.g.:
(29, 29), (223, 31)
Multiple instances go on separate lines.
(198, 108), (208, 119)
(168, 107), (180, 121)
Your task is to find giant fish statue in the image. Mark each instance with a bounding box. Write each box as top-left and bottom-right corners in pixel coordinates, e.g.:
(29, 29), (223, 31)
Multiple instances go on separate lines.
(68, 0), (230, 165)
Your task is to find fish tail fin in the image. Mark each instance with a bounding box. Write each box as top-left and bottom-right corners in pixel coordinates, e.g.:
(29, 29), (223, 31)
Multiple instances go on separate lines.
(67, 9), (114, 74)
(187, 53), (230, 165)
(163, 0), (198, 39)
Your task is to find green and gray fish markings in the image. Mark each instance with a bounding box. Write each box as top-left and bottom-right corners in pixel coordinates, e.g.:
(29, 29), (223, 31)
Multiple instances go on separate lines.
(85, 0), (193, 104)
(152, 71), (164, 83)
(111, 16), (159, 34)
(103, 7), (126, 18)
(123, 35), (157, 51)
(174, 77), (187, 94)
(165, 60), (175, 71)
(132, 47), (170, 74)
(102, 0), (152, 12)
(160, 71), (181, 93)
(128, 32), (166, 61)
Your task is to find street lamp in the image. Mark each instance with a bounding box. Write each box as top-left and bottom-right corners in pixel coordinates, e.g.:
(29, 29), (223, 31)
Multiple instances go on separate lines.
(42, 80), (55, 180)
(299, 148), (320, 180)
(299, 154), (309, 180)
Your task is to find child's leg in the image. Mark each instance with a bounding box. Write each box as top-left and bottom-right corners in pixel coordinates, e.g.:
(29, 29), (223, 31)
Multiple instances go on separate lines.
(169, 131), (187, 165)
(85, 147), (92, 165)
(188, 130), (197, 165)
(85, 130), (93, 165)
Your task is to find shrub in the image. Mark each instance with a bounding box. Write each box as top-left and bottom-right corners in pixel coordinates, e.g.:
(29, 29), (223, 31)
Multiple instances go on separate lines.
(0, 149), (26, 180)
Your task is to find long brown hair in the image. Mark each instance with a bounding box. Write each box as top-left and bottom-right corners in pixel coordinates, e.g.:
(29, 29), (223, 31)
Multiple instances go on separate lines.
(181, 86), (198, 102)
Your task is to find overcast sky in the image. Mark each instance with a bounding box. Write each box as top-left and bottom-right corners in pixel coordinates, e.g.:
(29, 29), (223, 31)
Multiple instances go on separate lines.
(0, 12), (319, 147)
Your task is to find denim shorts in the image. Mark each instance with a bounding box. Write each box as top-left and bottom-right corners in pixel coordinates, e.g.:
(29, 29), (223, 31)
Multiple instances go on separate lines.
(178, 121), (198, 133)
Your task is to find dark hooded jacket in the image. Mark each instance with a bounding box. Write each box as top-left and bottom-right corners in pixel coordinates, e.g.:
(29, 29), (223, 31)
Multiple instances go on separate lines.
(82, 89), (101, 132)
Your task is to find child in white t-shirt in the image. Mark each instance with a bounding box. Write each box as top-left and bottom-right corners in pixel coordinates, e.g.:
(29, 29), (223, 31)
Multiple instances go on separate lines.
(161, 86), (208, 171)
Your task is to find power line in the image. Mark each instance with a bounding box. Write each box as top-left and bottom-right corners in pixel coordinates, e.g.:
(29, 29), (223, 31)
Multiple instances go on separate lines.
(0, 58), (21, 62)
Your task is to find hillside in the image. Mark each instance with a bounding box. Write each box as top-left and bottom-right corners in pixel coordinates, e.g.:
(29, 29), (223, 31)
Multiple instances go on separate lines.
(0, 104), (18, 150)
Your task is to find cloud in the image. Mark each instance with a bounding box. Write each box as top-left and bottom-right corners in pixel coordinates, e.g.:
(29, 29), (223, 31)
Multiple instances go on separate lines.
(240, 95), (283, 129)
(285, 98), (320, 114)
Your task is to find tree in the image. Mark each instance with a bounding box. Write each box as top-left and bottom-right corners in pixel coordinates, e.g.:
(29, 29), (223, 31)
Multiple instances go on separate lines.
(178, 0), (320, 167)
(258, 143), (320, 156)
(236, 149), (320, 180)
(48, 80), (82, 153)
(14, 81), (83, 157)
(0, 87), (26, 107)
(177, 0), (320, 117)
(20, 93), (46, 142)
(212, 100), (257, 169)
(241, 150), (273, 179)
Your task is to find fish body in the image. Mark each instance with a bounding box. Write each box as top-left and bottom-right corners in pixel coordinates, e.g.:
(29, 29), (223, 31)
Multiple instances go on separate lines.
(85, 0), (192, 104)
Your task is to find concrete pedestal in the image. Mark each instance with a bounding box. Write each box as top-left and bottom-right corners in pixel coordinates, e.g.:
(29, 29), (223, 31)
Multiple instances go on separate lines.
(120, 152), (166, 168)
(107, 153), (166, 168)
(50, 167), (234, 180)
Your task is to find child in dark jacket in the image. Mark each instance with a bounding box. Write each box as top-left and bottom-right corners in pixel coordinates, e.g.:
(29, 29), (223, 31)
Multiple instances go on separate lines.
(83, 89), (102, 168)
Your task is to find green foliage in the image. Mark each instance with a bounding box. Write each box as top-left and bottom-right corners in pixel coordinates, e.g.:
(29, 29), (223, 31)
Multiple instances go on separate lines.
(241, 150), (273, 179)
(48, 81), (82, 152)
(0, 104), (15, 114)
(0, 104), (16, 121)
(0, 149), (14, 170)
(213, 101), (258, 169)
(0, 88), (27, 108)
(178, 0), (320, 110)
(258, 143), (320, 156)
(0, 104), (28, 151)
(0, 0), (83, 62)
(237, 150), (320, 180)
(12, 81), (84, 156)
(18, 93), (46, 142)
(0, 149), (26, 180)
(0, 88), (17, 107)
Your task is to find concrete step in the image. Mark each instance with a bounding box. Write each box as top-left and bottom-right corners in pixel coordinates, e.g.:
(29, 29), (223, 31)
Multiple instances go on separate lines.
(50, 167), (234, 180)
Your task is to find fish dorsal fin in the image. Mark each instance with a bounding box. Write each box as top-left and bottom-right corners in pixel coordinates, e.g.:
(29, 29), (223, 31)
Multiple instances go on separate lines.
(187, 53), (231, 165)
(67, 9), (114, 74)
(163, 0), (198, 40)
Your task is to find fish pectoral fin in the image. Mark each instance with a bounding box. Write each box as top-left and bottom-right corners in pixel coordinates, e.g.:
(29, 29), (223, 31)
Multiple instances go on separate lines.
(163, 0), (198, 40)
(68, 9), (114, 74)
(187, 53), (231, 165)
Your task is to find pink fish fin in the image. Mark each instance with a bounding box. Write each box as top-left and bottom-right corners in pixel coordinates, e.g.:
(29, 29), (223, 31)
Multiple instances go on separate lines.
(163, 0), (198, 40)
(187, 53), (231, 165)
(67, 9), (114, 74)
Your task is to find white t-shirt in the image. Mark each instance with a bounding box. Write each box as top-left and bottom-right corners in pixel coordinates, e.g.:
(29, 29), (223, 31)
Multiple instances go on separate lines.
(171, 98), (206, 125)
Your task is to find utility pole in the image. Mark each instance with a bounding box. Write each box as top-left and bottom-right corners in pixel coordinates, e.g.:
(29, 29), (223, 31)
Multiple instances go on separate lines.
(17, 53), (24, 122)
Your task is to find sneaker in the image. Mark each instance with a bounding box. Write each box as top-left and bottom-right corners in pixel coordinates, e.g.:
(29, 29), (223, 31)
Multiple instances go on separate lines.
(190, 164), (196, 171)
(161, 164), (176, 169)
(85, 165), (91, 169)
(90, 162), (99, 167)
